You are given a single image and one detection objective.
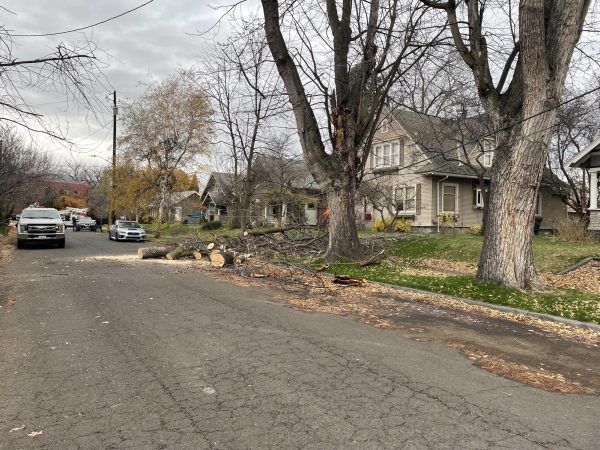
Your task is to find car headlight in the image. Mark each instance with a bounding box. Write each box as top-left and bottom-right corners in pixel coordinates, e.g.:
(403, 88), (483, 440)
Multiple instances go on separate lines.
(58, 224), (64, 232)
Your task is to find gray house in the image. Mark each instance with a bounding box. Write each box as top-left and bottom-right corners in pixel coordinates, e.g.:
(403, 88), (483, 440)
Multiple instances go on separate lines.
(361, 110), (567, 232)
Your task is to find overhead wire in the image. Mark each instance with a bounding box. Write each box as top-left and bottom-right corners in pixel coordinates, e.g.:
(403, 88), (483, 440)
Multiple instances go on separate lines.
(12, 0), (156, 37)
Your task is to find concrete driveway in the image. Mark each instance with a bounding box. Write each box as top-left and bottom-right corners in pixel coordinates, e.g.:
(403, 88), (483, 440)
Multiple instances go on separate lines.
(0, 230), (598, 449)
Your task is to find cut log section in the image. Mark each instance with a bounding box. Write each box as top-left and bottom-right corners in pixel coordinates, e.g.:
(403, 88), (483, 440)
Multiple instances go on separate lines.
(137, 247), (169, 259)
(209, 250), (234, 267)
(332, 274), (366, 287)
(193, 251), (204, 260)
(166, 247), (195, 260)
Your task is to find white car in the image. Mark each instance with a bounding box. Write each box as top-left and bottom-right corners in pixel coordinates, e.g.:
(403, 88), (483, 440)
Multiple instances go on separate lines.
(109, 220), (146, 242)
(17, 207), (66, 248)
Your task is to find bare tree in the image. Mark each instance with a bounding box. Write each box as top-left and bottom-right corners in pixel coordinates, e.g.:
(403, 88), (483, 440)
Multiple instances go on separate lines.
(0, 24), (105, 138)
(260, 0), (443, 261)
(119, 73), (213, 224)
(548, 88), (600, 216)
(358, 177), (417, 231)
(421, 0), (592, 289)
(200, 19), (289, 229)
(0, 127), (52, 226)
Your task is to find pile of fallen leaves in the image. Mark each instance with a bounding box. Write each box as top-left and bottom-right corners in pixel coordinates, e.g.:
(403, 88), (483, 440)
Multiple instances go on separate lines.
(541, 260), (600, 295)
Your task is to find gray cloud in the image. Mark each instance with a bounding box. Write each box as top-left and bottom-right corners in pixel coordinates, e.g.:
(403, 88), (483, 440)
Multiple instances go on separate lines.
(2, 0), (232, 165)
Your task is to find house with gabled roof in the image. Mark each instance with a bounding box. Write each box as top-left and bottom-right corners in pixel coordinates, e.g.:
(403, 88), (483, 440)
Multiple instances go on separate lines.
(361, 110), (567, 232)
(201, 156), (326, 226)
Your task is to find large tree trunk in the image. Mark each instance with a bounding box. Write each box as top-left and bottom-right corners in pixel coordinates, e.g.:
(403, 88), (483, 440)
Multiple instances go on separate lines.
(325, 180), (361, 262)
(477, 111), (556, 289)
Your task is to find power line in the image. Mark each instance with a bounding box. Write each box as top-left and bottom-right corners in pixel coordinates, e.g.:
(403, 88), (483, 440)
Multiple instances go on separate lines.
(12, 0), (156, 37)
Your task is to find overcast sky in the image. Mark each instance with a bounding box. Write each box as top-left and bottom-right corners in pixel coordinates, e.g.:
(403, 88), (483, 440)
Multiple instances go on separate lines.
(3, 0), (241, 170)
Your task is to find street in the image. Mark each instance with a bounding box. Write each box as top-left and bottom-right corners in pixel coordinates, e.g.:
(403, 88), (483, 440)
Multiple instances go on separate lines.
(0, 231), (599, 449)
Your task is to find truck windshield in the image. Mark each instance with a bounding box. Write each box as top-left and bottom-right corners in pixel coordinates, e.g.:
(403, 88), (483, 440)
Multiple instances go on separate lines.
(21, 209), (60, 219)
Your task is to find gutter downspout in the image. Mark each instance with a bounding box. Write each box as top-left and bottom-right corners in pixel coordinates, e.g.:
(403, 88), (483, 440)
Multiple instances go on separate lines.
(436, 175), (449, 233)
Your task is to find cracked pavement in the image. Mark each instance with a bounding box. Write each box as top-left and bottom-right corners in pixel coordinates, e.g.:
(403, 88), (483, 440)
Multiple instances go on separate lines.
(0, 232), (599, 449)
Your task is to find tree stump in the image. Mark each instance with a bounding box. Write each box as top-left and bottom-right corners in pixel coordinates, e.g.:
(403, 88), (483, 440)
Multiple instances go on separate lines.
(137, 247), (169, 259)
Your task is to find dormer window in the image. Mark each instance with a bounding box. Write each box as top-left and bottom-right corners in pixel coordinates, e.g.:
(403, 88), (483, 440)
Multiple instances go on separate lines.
(483, 140), (494, 167)
(373, 140), (403, 168)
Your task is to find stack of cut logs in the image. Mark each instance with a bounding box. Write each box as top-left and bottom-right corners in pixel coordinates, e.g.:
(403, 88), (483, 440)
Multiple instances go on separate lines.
(137, 243), (250, 268)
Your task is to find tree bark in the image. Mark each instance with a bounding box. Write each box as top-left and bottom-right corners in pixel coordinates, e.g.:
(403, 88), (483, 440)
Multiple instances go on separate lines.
(166, 247), (195, 260)
(325, 184), (361, 262)
(477, 114), (554, 288)
(157, 173), (168, 225)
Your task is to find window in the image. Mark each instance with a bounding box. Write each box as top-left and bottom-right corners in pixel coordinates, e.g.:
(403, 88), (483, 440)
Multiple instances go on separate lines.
(473, 188), (484, 208)
(395, 186), (416, 212)
(441, 183), (458, 213)
(483, 140), (494, 167)
(306, 202), (316, 210)
(536, 193), (542, 217)
(373, 141), (402, 168)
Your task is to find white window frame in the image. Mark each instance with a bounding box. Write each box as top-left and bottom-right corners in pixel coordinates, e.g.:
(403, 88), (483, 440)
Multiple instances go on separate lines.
(536, 193), (542, 217)
(373, 141), (401, 168)
(394, 185), (416, 214)
(473, 187), (484, 208)
(482, 140), (494, 167)
(441, 183), (459, 214)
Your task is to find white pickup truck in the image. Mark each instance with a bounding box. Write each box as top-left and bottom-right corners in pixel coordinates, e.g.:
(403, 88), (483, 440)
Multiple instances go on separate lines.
(17, 207), (66, 248)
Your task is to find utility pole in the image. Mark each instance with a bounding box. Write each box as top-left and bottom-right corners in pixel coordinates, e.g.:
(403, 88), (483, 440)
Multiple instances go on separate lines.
(109, 91), (118, 227)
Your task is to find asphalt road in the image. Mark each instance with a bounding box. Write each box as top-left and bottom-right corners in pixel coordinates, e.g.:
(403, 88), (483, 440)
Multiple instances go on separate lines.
(0, 230), (599, 449)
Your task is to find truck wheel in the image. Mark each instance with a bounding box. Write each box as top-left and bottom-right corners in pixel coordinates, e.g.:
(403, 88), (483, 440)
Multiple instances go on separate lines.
(57, 239), (65, 248)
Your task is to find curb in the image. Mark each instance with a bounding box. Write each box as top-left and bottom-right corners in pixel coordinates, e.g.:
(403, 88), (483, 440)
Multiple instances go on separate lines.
(557, 257), (600, 275)
(373, 281), (600, 333)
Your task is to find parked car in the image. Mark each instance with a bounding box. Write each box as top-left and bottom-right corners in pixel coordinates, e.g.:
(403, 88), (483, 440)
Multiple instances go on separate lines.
(76, 216), (96, 231)
(17, 207), (65, 248)
(109, 220), (146, 242)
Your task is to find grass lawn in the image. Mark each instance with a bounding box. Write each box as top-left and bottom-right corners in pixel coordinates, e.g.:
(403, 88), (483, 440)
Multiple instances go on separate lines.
(377, 233), (600, 273)
(324, 261), (600, 324)
(329, 233), (600, 324)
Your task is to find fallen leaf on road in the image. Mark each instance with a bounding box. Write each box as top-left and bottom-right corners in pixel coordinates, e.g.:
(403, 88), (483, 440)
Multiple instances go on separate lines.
(101, 321), (109, 324)
(27, 431), (42, 437)
(9, 425), (25, 433)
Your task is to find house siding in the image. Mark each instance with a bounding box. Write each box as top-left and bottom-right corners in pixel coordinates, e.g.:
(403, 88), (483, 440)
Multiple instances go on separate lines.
(538, 188), (566, 230)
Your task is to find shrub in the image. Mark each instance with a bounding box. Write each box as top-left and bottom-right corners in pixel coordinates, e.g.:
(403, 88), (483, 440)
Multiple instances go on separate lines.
(469, 224), (482, 235)
(373, 217), (412, 232)
(202, 220), (223, 231)
(373, 218), (387, 232)
(394, 218), (412, 233)
(553, 216), (593, 242)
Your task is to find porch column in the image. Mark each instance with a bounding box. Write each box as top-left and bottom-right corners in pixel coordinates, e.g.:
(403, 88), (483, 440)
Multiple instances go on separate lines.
(590, 169), (599, 210)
